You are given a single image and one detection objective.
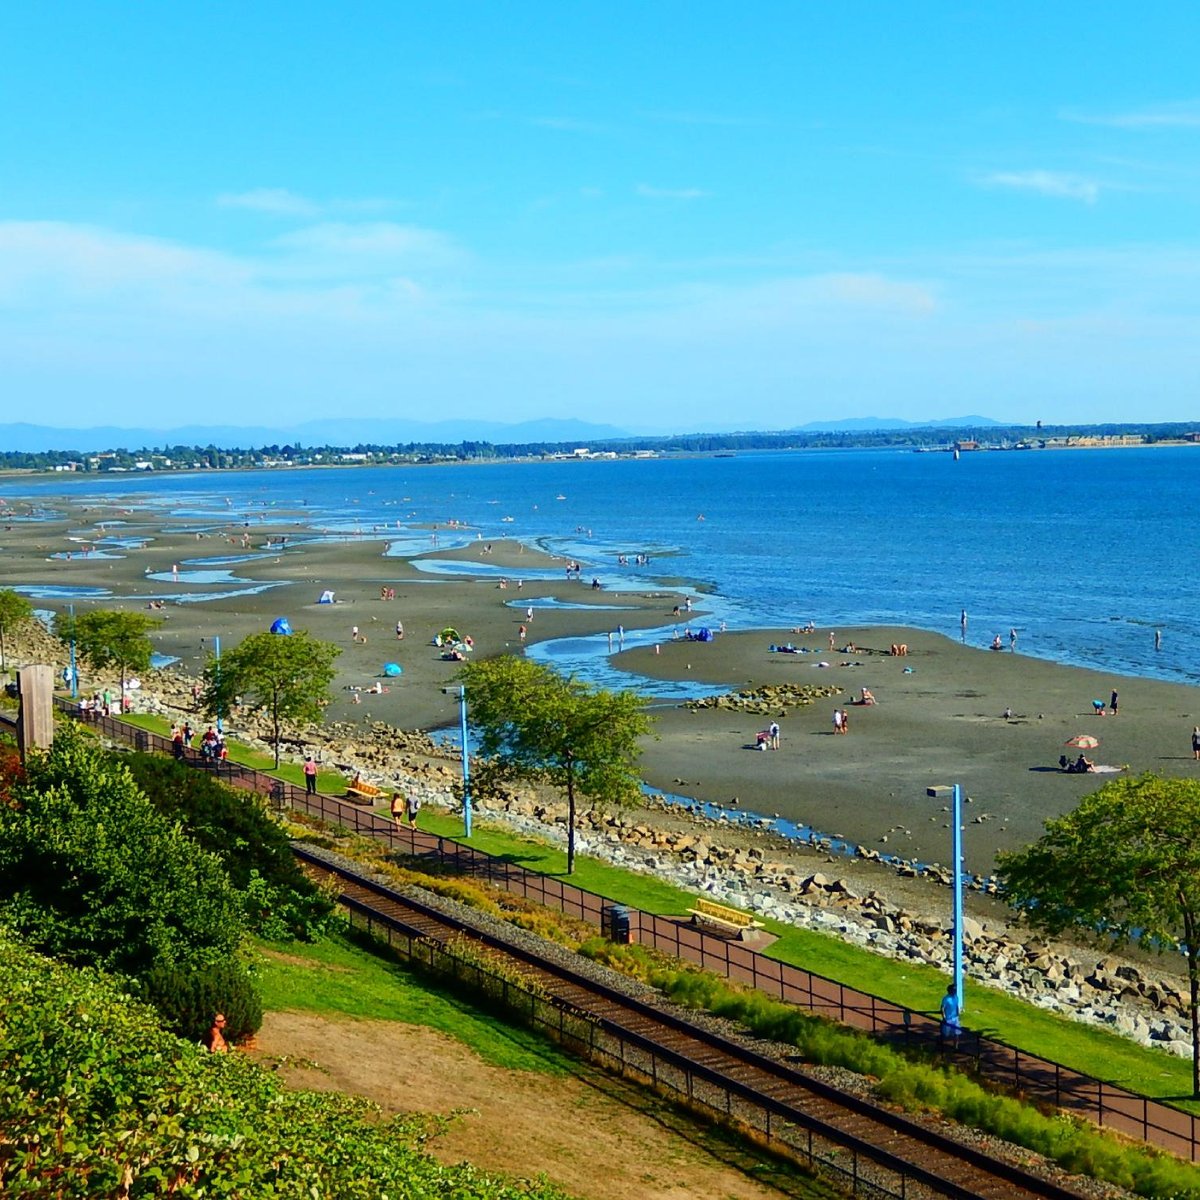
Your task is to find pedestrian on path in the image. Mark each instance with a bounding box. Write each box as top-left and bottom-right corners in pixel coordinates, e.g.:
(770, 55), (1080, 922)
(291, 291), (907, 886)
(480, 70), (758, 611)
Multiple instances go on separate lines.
(303, 755), (318, 795)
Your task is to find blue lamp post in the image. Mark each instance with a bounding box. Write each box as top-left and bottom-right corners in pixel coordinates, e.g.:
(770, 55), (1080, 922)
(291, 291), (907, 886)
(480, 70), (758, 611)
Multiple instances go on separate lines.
(68, 602), (78, 699)
(213, 635), (222, 733)
(443, 685), (472, 837)
(951, 783), (964, 1009)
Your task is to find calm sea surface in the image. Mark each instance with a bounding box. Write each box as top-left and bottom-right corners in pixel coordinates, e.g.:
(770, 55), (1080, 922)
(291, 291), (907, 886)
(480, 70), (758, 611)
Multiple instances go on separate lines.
(5, 447), (1200, 687)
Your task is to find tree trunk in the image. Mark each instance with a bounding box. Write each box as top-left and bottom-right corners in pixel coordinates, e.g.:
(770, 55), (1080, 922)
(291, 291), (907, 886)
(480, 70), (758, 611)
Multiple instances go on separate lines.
(272, 693), (281, 768)
(0, 625), (7, 673)
(565, 752), (576, 875)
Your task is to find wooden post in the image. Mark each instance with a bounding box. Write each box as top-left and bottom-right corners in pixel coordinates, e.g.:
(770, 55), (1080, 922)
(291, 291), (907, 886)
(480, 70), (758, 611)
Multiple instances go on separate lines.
(17, 664), (54, 759)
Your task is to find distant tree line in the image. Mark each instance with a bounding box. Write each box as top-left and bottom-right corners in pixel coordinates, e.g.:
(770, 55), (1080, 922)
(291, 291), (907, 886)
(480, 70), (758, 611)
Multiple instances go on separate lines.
(1, 420), (1198, 473)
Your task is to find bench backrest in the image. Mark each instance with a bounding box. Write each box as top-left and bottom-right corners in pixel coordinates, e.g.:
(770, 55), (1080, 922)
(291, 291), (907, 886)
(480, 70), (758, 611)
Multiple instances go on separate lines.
(694, 897), (753, 926)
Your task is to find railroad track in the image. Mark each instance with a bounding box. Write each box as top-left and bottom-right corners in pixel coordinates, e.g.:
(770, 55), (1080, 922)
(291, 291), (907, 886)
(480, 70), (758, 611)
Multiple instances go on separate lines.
(297, 847), (1093, 1200)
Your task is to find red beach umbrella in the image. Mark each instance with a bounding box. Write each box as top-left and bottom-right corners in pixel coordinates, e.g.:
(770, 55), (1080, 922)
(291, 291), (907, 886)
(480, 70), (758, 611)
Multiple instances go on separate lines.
(1065, 734), (1099, 750)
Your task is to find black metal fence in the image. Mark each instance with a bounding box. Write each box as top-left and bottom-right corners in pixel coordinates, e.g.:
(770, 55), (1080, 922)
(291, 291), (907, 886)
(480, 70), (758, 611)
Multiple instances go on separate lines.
(38, 698), (1200, 1162)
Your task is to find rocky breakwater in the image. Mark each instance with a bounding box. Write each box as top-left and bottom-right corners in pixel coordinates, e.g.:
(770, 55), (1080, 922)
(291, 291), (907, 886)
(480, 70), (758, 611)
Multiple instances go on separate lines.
(683, 681), (841, 715)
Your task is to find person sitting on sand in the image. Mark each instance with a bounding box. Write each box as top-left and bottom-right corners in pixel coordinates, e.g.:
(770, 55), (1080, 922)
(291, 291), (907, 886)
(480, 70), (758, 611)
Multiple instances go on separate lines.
(1074, 754), (1096, 773)
(991, 635), (1003, 651)
(860, 688), (876, 705)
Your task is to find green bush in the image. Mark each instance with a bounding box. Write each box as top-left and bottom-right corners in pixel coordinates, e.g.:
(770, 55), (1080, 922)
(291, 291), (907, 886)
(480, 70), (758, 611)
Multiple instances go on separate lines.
(122, 751), (334, 939)
(0, 729), (246, 977)
(140, 958), (263, 1043)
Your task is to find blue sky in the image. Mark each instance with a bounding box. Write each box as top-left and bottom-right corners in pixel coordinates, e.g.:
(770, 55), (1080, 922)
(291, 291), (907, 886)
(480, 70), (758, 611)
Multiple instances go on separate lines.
(3, 3), (1200, 433)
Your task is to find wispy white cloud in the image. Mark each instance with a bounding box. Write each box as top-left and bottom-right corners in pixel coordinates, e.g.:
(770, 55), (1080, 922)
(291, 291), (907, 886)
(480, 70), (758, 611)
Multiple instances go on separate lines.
(979, 170), (1101, 204)
(1062, 101), (1200, 130)
(636, 184), (709, 201)
(217, 189), (399, 218)
(217, 188), (321, 217)
(530, 116), (607, 134)
(643, 110), (756, 128)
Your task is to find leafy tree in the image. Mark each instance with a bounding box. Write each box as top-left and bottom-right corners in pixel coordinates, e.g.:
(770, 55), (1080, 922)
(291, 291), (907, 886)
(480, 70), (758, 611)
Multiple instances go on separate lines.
(460, 656), (653, 873)
(54, 607), (159, 696)
(200, 628), (340, 767)
(997, 773), (1200, 1097)
(0, 727), (246, 978)
(0, 587), (33, 674)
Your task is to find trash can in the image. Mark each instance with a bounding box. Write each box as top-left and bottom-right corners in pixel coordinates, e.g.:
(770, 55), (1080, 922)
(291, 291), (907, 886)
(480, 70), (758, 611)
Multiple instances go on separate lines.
(602, 904), (632, 944)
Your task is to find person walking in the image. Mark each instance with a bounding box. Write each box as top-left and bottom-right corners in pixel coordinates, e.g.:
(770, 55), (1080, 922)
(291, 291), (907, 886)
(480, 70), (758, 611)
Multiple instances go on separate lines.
(390, 793), (404, 826)
(832, 708), (843, 735)
(303, 755), (318, 795)
(1193, 726), (1200, 761)
(1110, 690), (1119, 718)
(960, 609), (968, 642)
(939, 984), (962, 1048)
(768, 720), (780, 750)
(406, 793), (421, 827)
(1009, 627), (1017, 651)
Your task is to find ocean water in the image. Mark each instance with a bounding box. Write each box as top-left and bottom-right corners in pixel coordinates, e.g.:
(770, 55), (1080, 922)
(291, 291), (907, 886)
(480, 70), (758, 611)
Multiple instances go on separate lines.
(4, 446), (1200, 686)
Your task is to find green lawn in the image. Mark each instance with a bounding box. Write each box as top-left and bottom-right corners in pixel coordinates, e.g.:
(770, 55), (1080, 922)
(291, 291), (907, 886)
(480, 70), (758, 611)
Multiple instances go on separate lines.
(253, 926), (569, 1074)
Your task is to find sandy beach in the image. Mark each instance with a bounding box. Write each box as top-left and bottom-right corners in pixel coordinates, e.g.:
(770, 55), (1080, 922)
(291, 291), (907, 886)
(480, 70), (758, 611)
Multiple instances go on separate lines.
(3, 492), (1199, 875)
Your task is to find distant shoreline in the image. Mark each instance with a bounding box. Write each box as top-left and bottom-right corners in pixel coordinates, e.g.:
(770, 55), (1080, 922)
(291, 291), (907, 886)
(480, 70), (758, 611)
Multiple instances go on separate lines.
(3, 434), (1199, 483)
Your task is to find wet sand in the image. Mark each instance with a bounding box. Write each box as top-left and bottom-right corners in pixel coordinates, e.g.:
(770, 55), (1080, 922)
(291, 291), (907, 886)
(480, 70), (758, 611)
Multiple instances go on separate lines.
(3, 494), (1199, 874)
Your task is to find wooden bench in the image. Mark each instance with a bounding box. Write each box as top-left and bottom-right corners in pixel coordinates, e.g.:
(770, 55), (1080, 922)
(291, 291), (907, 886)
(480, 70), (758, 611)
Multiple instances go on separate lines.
(686, 897), (765, 939)
(345, 779), (384, 804)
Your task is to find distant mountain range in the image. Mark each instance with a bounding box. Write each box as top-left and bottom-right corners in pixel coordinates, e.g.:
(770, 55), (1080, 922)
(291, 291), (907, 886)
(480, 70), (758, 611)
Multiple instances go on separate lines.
(791, 415), (1003, 433)
(0, 414), (1003, 454)
(0, 417), (635, 454)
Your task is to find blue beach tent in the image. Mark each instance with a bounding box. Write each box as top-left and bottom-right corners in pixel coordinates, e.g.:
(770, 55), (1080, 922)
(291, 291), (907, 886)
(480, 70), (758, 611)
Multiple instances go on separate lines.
(383, 662), (403, 677)
(270, 617), (293, 635)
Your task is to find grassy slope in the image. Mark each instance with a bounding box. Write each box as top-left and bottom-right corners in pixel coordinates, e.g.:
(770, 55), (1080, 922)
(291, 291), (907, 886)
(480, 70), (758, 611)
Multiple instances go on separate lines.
(253, 926), (568, 1075)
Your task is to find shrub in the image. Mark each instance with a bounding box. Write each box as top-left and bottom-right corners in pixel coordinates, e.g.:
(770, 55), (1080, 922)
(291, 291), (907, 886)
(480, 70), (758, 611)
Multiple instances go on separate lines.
(0, 729), (246, 977)
(140, 958), (263, 1043)
(121, 751), (334, 939)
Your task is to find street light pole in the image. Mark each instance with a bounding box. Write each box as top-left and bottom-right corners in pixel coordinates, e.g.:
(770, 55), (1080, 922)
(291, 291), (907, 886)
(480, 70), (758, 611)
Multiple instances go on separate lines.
(214, 635), (222, 733)
(443, 685), (472, 837)
(952, 782), (964, 1010)
(68, 602), (78, 699)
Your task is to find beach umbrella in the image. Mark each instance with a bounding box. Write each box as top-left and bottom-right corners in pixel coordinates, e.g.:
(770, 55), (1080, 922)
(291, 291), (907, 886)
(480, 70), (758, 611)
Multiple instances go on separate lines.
(439, 626), (460, 644)
(1065, 734), (1099, 749)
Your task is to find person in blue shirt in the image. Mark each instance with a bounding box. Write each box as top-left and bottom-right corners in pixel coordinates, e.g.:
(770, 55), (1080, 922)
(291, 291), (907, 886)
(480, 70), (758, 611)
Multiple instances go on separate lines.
(940, 983), (962, 1047)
